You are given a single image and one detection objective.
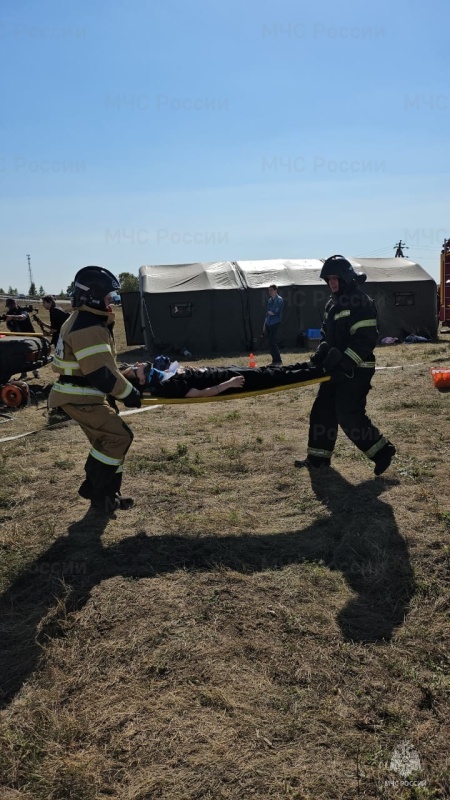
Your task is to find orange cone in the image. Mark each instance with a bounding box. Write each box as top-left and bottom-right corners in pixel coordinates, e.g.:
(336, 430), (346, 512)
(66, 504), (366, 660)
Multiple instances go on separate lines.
(248, 352), (256, 368)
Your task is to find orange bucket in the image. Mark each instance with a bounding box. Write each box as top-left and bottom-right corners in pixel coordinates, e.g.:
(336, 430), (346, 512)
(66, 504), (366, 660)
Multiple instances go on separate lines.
(430, 367), (450, 391)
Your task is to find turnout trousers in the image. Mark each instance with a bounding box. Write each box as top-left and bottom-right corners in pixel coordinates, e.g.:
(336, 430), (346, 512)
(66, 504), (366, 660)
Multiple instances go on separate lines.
(307, 368), (388, 464)
(62, 400), (134, 504)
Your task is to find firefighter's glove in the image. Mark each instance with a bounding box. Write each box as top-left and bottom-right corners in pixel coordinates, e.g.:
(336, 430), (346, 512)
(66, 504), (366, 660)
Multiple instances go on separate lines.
(322, 347), (343, 371)
(322, 347), (349, 383)
(309, 341), (330, 365)
(329, 366), (348, 383)
(122, 386), (142, 408)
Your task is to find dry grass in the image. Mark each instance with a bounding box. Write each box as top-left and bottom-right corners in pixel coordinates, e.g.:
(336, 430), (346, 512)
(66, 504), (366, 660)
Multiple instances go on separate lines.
(0, 313), (449, 799)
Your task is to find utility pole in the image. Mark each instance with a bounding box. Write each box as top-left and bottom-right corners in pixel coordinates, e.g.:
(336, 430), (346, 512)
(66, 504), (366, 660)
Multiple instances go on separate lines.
(26, 254), (35, 293)
(394, 240), (408, 258)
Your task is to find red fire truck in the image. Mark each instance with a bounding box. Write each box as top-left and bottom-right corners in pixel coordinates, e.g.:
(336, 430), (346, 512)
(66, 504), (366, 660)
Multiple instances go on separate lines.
(440, 239), (450, 325)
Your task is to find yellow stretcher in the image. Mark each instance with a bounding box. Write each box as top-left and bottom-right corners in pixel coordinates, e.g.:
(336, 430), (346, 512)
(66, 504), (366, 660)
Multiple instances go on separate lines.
(140, 374), (330, 405)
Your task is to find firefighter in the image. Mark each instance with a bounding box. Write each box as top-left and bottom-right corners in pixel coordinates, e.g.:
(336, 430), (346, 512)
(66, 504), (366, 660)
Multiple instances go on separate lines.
(295, 255), (396, 476)
(48, 266), (141, 513)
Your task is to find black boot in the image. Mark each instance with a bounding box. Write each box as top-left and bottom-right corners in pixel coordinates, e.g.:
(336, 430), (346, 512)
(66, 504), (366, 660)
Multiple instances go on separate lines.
(79, 472), (120, 513)
(373, 442), (396, 476)
(89, 495), (121, 514)
(116, 494), (134, 510)
(78, 479), (95, 500)
(83, 456), (135, 511)
(89, 494), (134, 513)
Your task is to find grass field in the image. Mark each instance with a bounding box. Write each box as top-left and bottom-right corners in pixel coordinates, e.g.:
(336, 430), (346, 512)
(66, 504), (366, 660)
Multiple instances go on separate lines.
(0, 310), (449, 799)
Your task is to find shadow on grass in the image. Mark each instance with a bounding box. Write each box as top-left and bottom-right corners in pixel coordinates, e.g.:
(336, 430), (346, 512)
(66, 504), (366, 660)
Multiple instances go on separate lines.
(0, 470), (415, 708)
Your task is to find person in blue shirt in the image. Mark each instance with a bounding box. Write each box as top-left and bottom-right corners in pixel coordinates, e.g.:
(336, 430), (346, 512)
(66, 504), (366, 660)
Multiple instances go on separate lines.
(263, 284), (284, 366)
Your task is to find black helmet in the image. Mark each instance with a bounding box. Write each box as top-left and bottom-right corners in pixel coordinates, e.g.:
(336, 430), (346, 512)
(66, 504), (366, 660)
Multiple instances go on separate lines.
(153, 354), (171, 371)
(320, 255), (359, 286)
(5, 297), (17, 308)
(72, 266), (121, 310)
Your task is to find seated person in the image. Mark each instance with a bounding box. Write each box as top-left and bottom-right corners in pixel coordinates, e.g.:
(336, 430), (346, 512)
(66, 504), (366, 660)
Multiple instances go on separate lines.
(120, 355), (328, 399)
(3, 298), (35, 333)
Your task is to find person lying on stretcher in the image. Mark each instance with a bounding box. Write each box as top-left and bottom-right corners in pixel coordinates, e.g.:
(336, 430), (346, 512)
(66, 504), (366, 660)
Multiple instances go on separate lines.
(119, 352), (336, 399)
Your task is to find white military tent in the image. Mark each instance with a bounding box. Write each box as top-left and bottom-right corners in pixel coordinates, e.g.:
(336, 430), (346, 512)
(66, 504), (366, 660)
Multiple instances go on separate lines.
(121, 258), (437, 354)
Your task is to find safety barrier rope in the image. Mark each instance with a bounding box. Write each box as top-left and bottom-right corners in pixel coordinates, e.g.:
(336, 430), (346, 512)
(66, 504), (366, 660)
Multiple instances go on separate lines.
(0, 405), (161, 443)
(375, 362), (429, 370)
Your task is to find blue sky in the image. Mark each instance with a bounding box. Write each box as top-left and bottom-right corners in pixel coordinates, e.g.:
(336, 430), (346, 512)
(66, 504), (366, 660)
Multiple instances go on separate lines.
(1, 0), (449, 291)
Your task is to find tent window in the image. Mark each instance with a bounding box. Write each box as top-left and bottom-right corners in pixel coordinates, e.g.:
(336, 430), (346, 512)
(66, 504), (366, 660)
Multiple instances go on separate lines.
(394, 292), (415, 307)
(170, 303), (192, 318)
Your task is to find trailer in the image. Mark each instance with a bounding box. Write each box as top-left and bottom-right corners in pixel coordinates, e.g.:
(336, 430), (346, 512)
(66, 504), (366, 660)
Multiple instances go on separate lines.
(0, 334), (52, 407)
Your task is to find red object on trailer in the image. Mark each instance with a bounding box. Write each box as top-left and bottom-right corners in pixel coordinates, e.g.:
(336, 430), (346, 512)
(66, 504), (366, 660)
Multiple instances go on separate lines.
(439, 239), (450, 325)
(0, 381), (30, 408)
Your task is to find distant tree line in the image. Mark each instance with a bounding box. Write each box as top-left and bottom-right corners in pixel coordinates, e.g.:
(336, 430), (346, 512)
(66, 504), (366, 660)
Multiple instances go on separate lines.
(0, 284), (69, 299)
(1, 272), (138, 298)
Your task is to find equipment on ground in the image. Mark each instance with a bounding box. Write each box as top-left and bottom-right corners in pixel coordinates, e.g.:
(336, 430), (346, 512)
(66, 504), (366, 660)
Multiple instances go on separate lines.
(0, 335), (52, 386)
(430, 367), (450, 391)
(0, 380), (29, 408)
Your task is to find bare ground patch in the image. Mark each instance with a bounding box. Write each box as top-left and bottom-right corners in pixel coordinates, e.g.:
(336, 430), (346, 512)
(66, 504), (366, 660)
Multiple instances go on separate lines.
(0, 325), (449, 798)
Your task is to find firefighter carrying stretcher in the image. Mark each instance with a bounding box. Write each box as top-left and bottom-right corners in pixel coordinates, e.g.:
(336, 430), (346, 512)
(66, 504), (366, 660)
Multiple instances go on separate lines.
(294, 254), (396, 476)
(48, 266), (141, 514)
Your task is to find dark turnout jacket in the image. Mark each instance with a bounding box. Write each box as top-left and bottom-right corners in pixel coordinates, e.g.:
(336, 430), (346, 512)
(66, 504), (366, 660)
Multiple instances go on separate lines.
(321, 286), (378, 371)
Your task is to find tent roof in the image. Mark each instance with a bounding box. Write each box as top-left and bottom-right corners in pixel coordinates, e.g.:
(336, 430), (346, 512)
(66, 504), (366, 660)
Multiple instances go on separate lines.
(350, 258), (434, 283)
(139, 261), (244, 293)
(234, 259), (324, 287)
(139, 258), (435, 294)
